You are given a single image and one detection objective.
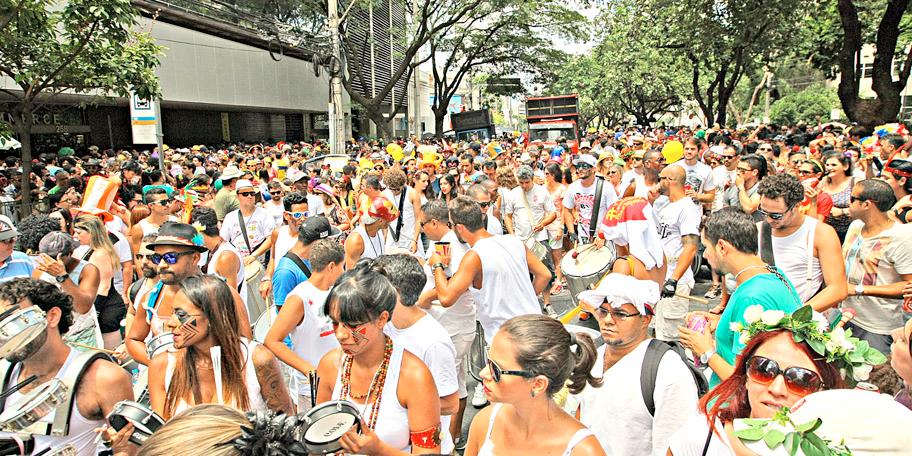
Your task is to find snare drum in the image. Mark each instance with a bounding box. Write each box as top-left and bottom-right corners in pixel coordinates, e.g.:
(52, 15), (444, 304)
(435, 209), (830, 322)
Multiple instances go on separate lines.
(146, 332), (174, 359)
(108, 400), (164, 446)
(0, 306), (48, 359)
(563, 324), (604, 349)
(0, 379), (68, 432)
(252, 306), (277, 343)
(560, 244), (616, 306)
(301, 400), (362, 454)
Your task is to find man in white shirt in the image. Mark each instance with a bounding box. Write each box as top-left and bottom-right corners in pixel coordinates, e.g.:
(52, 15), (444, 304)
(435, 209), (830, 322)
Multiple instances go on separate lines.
(672, 138), (716, 208)
(563, 154), (618, 244)
(377, 254), (459, 454)
(221, 179), (276, 266)
(574, 273), (699, 456)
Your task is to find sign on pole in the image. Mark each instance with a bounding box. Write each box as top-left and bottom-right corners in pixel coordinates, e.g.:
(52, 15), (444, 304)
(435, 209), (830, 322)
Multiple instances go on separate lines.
(130, 93), (158, 144)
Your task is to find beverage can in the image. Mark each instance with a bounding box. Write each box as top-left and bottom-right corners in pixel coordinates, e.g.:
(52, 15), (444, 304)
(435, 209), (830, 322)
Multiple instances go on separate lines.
(903, 296), (912, 313)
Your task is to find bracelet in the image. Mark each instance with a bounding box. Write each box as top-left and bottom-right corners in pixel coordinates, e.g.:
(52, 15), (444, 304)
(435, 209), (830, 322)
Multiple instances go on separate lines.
(260, 277), (270, 283)
(431, 262), (446, 271)
(410, 423), (442, 449)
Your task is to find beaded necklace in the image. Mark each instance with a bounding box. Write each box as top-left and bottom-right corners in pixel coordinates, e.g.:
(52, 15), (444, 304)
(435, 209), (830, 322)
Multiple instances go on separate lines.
(339, 336), (393, 430)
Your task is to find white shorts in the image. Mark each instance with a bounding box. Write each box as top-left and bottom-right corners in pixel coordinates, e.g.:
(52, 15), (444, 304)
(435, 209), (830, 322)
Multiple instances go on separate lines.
(654, 282), (692, 342)
(450, 331), (475, 398)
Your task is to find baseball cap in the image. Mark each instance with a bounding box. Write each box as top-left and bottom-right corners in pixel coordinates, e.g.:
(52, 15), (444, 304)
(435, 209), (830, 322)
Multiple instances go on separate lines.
(38, 231), (79, 258)
(573, 154), (597, 168)
(579, 140), (592, 150)
(298, 216), (341, 245)
(0, 215), (18, 242)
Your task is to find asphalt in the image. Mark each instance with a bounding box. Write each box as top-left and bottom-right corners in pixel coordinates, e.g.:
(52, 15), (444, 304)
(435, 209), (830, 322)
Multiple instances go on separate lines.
(453, 266), (717, 452)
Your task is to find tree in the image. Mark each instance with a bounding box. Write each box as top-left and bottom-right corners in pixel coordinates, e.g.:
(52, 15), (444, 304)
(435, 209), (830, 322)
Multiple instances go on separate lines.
(427, 0), (582, 137)
(0, 0), (163, 216)
(769, 84), (839, 125)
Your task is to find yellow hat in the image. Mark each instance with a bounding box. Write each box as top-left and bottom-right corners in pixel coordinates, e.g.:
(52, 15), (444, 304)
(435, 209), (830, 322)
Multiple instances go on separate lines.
(662, 140), (684, 164)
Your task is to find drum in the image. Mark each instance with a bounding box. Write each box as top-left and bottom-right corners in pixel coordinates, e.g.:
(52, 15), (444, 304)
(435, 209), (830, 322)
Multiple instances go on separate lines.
(107, 400), (165, 446)
(252, 306), (277, 343)
(0, 379), (68, 431)
(563, 323), (604, 349)
(0, 306), (47, 359)
(300, 400), (362, 454)
(146, 332), (174, 359)
(524, 237), (548, 262)
(244, 262), (267, 324)
(560, 244), (616, 306)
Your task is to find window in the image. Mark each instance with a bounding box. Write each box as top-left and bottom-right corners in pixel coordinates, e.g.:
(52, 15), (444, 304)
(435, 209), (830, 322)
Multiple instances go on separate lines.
(860, 63), (874, 79)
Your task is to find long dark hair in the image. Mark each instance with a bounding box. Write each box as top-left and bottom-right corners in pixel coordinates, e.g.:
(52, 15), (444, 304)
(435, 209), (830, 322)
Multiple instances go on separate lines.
(545, 163), (563, 184)
(885, 159), (912, 194)
(699, 329), (844, 424)
(166, 275), (248, 419)
(439, 173), (458, 201)
(324, 261), (397, 326)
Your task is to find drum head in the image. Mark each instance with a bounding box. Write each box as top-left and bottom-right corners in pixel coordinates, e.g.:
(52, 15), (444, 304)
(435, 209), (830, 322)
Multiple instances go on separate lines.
(108, 401), (164, 445)
(560, 245), (615, 277)
(0, 308), (47, 359)
(0, 379), (65, 428)
(303, 411), (357, 444)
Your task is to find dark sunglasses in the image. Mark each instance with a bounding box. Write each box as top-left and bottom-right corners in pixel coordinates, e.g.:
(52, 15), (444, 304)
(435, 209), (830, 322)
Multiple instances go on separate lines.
(576, 164), (593, 170)
(269, 191), (283, 196)
(798, 169), (816, 176)
(150, 199), (171, 207)
(721, 154), (737, 159)
(486, 354), (535, 383)
(758, 205), (793, 221)
(237, 191), (257, 197)
(850, 195), (868, 204)
(747, 356), (823, 396)
(151, 250), (197, 265)
(476, 201), (491, 209)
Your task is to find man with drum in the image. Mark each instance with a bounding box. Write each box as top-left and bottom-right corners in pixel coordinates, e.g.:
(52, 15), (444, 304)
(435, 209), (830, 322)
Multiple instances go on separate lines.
(126, 223), (251, 366)
(563, 154), (618, 246)
(0, 278), (134, 456)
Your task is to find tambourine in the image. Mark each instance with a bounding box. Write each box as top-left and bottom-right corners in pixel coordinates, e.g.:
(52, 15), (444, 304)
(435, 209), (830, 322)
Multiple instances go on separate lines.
(0, 306), (47, 360)
(301, 400), (363, 454)
(0, 379), (68, 431)
(146, 332), (174, 359)
(0, 434), (34, 456)
(107, 400), (164, 446)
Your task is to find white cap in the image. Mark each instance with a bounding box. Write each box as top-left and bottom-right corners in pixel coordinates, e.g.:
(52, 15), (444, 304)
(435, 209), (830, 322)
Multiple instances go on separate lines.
(519, 152), (532, 163)
(577, 273), (660, 315)
(579, 140), (592, 149)
(573, 154), (598, 167)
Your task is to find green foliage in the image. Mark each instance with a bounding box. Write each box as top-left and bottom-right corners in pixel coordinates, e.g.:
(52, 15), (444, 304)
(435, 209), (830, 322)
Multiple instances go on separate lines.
(734, 409), (852, 456)
(769, 84), (839, 125)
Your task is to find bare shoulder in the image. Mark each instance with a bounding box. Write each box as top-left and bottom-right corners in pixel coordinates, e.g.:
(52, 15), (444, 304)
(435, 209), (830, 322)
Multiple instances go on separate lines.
(569, 435), (607, 456)
(317, 348), (342, 375)
(83, 356), (131, 388)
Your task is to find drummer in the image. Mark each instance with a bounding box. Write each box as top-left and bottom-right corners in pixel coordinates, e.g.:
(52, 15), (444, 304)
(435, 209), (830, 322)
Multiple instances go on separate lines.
(315, 262), (443, 454)
(126, 223), (251, 366)
(0, 278), (134, 456)
(148, 274), (294, 420)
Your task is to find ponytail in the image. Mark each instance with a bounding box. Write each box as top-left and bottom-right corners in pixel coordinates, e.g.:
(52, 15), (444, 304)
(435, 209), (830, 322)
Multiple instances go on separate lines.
(566, 331), (602, 394)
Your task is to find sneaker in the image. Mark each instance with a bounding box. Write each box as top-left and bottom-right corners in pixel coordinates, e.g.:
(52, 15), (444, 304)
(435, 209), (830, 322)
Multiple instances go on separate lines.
(544, 305), (559, 318)
(454, 436), (467, 451)
(471, 383), (488, 408)
(704, 285), (721, 300)
(550, 283), (564, 295)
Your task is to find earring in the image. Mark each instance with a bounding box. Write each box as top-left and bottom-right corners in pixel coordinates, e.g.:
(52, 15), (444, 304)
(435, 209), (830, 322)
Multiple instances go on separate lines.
(531, 390), (536, 398)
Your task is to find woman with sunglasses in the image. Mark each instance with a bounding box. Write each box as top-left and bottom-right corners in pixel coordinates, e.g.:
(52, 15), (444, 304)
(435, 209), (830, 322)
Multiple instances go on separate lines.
(820, 151), (855, 242)
(668, 317), (846, 454)
(315, 263), (443, 455)
(149, 274), (294, 420)
(464, 315), (604, 456)
(605, 163), (623, 197)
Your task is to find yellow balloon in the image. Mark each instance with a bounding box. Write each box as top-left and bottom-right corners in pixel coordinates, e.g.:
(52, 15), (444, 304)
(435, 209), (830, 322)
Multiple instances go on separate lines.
(662, 140), (684, 164)
(387, 143), (404, 162)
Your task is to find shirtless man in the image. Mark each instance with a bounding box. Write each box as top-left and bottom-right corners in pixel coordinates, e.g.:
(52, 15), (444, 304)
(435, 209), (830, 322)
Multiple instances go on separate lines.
(344, 195), (398, 269)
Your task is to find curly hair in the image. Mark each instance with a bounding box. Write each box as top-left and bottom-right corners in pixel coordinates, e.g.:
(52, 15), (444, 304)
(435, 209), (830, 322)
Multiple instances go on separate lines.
(16, 214), (64, 254)
(757, 172), (805, 209)
(0, 278), (74, 335)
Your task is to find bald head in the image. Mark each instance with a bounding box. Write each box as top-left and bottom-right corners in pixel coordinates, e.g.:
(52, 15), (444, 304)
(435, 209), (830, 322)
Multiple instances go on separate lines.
(661, 164), (686, 186)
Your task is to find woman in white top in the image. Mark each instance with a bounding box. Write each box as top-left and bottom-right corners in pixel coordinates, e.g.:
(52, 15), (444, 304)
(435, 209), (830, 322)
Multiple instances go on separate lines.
(667, 326), (844, 455)
(316, 263), (442, 455)
(148, 274), (294, 420)
(464, 315), (604, 456)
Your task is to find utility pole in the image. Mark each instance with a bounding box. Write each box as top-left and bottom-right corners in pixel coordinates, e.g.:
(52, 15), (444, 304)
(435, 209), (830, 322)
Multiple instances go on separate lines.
(327, 0), (346, 155)
(763, 71), (773, 124)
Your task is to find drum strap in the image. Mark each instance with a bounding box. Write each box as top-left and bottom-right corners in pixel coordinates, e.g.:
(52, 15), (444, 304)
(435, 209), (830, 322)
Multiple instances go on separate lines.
(144, 282), (165, 324)
(588, 177), (605, 241)
(391, 187), (408, 243)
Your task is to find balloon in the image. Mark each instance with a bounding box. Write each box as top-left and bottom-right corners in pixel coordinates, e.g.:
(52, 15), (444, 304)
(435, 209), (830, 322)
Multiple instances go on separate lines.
(387, 143), (404, 162)
(662, 140), (684, 164)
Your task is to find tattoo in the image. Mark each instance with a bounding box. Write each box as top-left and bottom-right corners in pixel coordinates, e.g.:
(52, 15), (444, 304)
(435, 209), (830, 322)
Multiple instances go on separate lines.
(255, 352), (294, 414)
(682, 234), (700, 246)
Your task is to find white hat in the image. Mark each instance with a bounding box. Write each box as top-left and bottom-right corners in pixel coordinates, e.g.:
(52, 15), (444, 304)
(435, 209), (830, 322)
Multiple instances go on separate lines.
(220, 166), (243, 180)
(519, 153), (532, 163)
(577, 273), (660, 315)
(579, 140), (592, 149)
(370, 152), (382, 160)
(573, 154), (597, 168)
(235, 179), (255, 190)
(287, 168), (308, 183)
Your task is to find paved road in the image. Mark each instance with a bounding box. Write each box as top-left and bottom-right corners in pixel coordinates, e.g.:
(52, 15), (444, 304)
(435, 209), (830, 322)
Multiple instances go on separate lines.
(454, 270), (717, 452)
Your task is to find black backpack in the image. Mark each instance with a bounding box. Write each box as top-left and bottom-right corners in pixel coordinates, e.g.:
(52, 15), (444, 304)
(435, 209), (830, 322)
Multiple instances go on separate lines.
(639, 339), (709, 416)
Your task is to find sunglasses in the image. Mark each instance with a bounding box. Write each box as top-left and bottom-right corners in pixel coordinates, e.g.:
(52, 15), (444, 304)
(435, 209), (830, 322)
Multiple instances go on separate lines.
(151, 250), (197, 265)
(592, 305), (640, 321)
(737, 167), (752, 173)
(287, 211), (310, 219)
(476, 201), (491, 209)
(747, 356), (823, 396)
(150, 199), (171, 207)
(486, 354), (535, 383)
(758, 205), (793, 220)
(850, 195), (868, 204)
(607, 170), (620, 175)
(576, 164), (593, 170)
(798, 169), (816, 176)
(237, 191), (257, 197)
(269, 191), (283, 196)
(721, 154), (737, 159)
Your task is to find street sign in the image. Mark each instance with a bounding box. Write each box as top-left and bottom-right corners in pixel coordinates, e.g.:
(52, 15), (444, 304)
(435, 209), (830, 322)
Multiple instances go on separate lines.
(130, 93), (158, 144)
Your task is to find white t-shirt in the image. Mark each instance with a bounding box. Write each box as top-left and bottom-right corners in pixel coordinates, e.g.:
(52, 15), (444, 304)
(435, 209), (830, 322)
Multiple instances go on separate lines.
(220, 207), (276, 260)
(673, 161), (716, 194)
(504, 185), (555, 241)
(667, 414), (732, 456)
(575, 341), (699, 456)
(265, 200), (285, 228)
(384, 314), (458, 453)
(307, 193), (325, 216)
(424, 231), (475, 336)
(710, 165), (735, 212)
(486, 207), (504, 235)
(562, 178), (618, 241)
(655, 197), (702, 286)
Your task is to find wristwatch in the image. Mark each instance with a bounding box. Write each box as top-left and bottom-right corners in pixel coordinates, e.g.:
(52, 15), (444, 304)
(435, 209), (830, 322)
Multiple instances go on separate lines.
(55, 274), (67, 284)
(431, 262), (446, 271)
(854, 283), (865, 296)
(699, 348), (716, 365)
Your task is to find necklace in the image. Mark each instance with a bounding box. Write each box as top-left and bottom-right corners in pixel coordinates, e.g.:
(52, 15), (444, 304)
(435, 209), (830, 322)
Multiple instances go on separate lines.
(733, 264), (768, 282)
(340, 337), (393, 430)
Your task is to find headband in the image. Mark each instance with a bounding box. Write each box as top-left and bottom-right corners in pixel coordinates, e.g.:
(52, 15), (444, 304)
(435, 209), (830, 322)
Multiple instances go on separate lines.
(885, 161), (912, 178)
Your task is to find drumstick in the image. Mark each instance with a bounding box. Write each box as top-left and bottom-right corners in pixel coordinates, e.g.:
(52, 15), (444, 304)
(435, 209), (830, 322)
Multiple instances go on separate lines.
(70, 343), (117, 354)
(0, 374), (37, 400)
(675, 293), (710, 305)
(572, 244), (595, 260)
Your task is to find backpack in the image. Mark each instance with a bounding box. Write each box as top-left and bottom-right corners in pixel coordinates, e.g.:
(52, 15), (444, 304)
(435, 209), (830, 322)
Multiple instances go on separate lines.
(640, 339), (709, 416)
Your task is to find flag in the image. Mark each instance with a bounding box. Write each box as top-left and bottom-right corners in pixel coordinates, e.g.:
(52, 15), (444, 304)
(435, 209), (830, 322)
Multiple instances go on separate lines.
(600, 197), (665, 270)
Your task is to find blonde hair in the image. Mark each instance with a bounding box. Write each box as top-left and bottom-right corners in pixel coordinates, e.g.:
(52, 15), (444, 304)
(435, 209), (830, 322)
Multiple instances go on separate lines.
(74, 215), (119, 271)
(137, 404), (245, 456)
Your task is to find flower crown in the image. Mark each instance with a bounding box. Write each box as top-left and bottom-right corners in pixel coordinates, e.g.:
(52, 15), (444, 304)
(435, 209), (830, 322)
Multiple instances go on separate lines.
(734, 406), (851, 456)
(733, 305), (886, 383)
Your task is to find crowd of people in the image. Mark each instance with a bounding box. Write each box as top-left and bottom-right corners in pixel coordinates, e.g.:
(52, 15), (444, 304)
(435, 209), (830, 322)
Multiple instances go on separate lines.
(1, 121), (912, 455)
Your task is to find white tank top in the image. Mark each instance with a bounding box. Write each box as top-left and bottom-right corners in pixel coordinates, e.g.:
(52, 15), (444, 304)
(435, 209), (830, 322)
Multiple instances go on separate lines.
(478, 403), (593, 456)
(164, 338), (266, 416)
(768, 216), (822, 303)
(331, 341), (410, 451)
(137, 218), (162, 236)
(289, 282), (338, 370)
(471, 235), (541, 342)
(354, 224), (386, 260)
(274, 225), (298, 262)
(383, 187), (424, 255)
(207, 242), (248, 306)
(2, 349), (104, 456)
